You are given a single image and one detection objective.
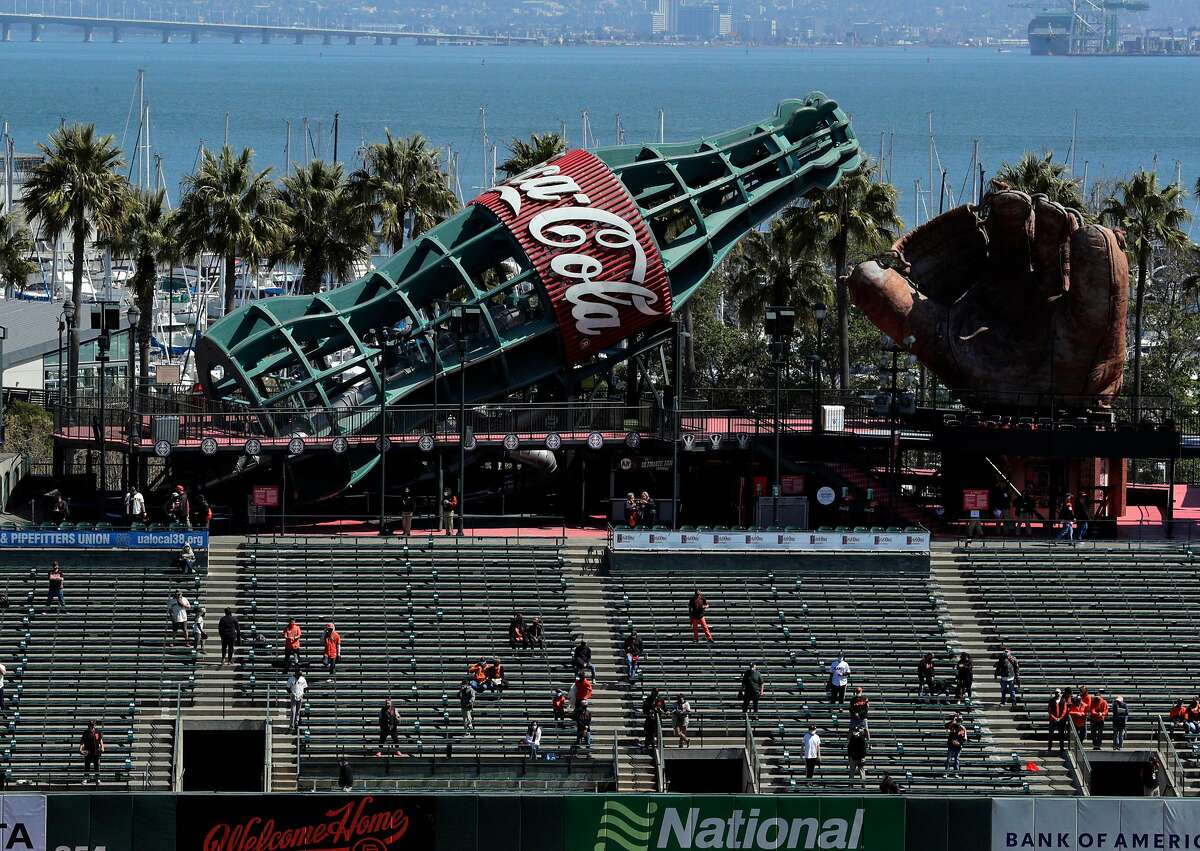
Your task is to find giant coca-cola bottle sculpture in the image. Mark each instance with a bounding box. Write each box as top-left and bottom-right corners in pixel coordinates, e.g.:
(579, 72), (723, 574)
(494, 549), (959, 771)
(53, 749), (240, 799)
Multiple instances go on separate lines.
(197, 95), (859, 471)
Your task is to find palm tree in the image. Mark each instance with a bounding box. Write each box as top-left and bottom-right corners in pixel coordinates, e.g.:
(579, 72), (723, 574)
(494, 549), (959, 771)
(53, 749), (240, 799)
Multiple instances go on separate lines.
(992, 150), (1085, 210)
(275, 160), (373, 295)
(174, 145), (285, 316)
(21, 123), (127, 397)
(499, 132), (566, 179)
(793, 158), (903, 390)
(351, 131), (457, 254)
(1103, 170), (1193, 408)
(107, 188), (174, 395)
(0, 211), (36, 299)
(723, 217), (832, 328)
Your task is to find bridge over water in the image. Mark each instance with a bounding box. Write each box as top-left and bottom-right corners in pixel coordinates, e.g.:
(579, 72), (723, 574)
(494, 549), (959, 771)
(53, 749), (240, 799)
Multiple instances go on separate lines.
(0, 12), (541, 45)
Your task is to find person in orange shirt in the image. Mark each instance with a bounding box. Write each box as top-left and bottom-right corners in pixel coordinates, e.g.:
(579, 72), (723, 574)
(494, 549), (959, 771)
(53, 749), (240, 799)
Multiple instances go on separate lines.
(574, 673), (593, 707)
(282, 619), (302, 669)
(1088, 692), (1110, 750)
(1169, 700), (1188, 731)
(322, 623), (341, 675)
(1067, 695), (1088, 741)
(1047, 689), (1068, 754)
(1079, 686), (1092, 713)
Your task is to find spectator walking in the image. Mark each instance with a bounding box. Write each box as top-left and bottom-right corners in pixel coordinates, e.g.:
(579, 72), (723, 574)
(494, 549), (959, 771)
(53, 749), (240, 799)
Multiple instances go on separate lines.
(828, 654), (851, 704)
(847, 726), (868, 779)
(1089, 691), (1110, 750)
(638, 491), (658, 527)
(282, 619), (302, 669)
(1047, 689), (1068, 755)
(672, 694), (692, 747)
(1056, 496), (1076, 542)
(572, 641), (596, 679)
(848, 688), (870, 732)
(168, 591), (191, 646)
(574, 673), (593, 708)
(377, 699), (400, 756)
(287, 670), (308, 732)
(917, 653), (936, 699)
(400, 488), (414, 536)
(624, 628), (644, 684)
(994, 648), (1020, 707)
(80, 721), (104, 783)
(46, 562), (66, 610)
(218, 608), (240, 666)
(740, 663), (764, 717)
(1112, 695), (1129, 751)
(1075, 492), (1090, 541)
(168, 485), (191, 528)
(520, 721), (542, 760)
(955, 652), (974, 702)
(944, 714), (967, 776)
(623, 493), (639, 527)
(191, 607), (207, 651)
(572, 700), (592, 755)
(323, 623), (341, 675)
(642, 691), (666, 754)
(131, 487), (146, 522)
(552, 689), (568, 727)
(802, 726), (822, 778)
(689, 589), (713, 642)
(458, 679), (476, 731)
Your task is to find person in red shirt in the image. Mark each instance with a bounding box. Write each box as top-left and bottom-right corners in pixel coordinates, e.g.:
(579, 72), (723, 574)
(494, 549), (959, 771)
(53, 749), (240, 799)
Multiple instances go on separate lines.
(322, 623), (341, 675)
(1088, 692), (1110, 750)
(688, 589), (714, 643)
(282, 619), (302, 669)
(80, 721), (105, 783)
(1169, 700), (1187, 731)
(1047, 689), (1068, 754)
(1067, 695), (1088, 741)
(1079, 686), (1093, 714)
(552, 689), (568, 727)
(574, 673), (593, 707)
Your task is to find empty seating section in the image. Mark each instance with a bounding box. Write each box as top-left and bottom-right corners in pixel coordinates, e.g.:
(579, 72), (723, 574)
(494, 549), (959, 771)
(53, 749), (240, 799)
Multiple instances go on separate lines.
(607, 566), (1026, 794)
(239, 537), (581, 788)
(0, 551), (198, 787)
(958, 545), (1198, 755)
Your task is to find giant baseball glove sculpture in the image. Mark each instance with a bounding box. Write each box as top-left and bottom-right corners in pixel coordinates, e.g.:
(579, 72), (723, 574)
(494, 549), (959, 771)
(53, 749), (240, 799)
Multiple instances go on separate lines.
(847, 190), (1128, 406)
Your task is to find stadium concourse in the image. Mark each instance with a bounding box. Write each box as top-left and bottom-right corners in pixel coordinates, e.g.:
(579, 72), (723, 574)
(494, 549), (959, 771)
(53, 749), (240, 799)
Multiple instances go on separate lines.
(0, 530), (1195, 800)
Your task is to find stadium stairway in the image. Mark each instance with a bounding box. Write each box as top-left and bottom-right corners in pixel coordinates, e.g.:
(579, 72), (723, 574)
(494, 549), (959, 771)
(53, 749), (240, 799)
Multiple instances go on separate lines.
(560, 542), (657, 792)
(929, 543), (1079, 794)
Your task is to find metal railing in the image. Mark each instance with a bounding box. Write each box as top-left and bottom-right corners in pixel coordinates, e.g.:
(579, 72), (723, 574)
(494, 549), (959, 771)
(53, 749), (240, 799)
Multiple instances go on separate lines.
(1068, 722), (1092, 795)
(745, 714), (761, 793)
(956, 518), (1200, 548)
(654, 713), (665, 793)
(611, 737), (620, 792)
(1156, 715), (1187, 796)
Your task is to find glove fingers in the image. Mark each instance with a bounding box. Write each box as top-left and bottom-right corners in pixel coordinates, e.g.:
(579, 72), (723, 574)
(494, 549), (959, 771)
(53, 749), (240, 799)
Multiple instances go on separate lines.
(982, 190), (1035, 280)
(895, 206), (988, 304)
(1056, 223), (1128, 397)
(1030, 195), (1079, 301)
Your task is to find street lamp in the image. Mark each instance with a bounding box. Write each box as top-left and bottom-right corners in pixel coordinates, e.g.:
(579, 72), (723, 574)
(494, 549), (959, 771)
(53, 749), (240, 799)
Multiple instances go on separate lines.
(59, 298), (75, 414)
(452, 304), (481, 537)
(882, 334), (917, 521)
(765, 306), (797, 527)
(368, 326), (401, 536)
(125, 302), (140, 494)
(812, 302), (828, 433)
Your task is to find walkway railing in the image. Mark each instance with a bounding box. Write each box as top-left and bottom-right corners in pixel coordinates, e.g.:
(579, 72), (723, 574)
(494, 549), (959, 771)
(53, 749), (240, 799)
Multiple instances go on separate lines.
(1156, 715), (1187, 796)
(1068, 723), (1092, 795)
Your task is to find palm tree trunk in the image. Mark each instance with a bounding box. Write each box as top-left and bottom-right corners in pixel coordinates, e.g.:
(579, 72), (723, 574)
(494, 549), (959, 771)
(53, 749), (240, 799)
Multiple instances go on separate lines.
(681, 304), (697, 394)
(301, 258), (324, 295)
(223, 253), (237, 317)
(135, 257), (155, 400)
(1132, 247), (1148, 414)
(68, 228), (86, 407)
(833, 223), (851, 392)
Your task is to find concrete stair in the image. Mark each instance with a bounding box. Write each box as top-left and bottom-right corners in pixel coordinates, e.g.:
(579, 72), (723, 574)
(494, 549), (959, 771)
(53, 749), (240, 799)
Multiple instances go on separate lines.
(929, 543), (1080, 794)
(562, 541), (656, 792)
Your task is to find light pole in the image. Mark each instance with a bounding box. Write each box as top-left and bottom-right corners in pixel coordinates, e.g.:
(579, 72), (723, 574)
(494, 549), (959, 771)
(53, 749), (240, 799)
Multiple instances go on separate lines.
(452, 305), (481, 537)
(765, 306), (796, 526)
(812, 302), (827, 433)
(125, 302), (140, 495)
(0, 324), (7, 445)
(59, 298), (75, 416)
(369, 327), (399, 536)
(882, 334), (916, 520)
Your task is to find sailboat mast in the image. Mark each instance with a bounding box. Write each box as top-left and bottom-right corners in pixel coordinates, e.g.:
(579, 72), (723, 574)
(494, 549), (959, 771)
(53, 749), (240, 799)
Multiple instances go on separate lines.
(927, 112), (934, 222)
(1069, 111), (1078, 177)
(658, 108), (665, 144)
(137, 69), (145, 189)
(284, 120), (291, 178)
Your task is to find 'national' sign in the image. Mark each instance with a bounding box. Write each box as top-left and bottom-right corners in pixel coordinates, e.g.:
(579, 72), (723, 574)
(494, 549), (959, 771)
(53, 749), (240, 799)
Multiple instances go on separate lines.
(473, 149), (672, 363)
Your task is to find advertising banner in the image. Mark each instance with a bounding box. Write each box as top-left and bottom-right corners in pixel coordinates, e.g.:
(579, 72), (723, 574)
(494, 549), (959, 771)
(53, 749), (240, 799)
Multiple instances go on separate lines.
(177, 795), (434, 851)
(47, 794), (175, 851)
(611, 529), (930, 554)
(991, 797), (1200, 850)
(0, 795), (46, 851)
(0, 530), (208, 550)
(569, 796), (904, 851)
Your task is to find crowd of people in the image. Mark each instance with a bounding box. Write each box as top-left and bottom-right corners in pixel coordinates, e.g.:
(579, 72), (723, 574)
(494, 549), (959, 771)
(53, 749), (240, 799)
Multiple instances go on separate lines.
(964, 489), (1095, 543)
(622, 492), (658, 528)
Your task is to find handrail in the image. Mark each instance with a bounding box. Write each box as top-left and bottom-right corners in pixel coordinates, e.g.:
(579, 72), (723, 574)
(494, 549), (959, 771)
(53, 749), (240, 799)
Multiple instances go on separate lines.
(171, 683), (183, 791)
(611, 736), (620, 792)
(1068, 722), (1092, 795)
(745, 714), (760, 793)
(654, 712), (665, 793)
(1156, 715), (1187, 796)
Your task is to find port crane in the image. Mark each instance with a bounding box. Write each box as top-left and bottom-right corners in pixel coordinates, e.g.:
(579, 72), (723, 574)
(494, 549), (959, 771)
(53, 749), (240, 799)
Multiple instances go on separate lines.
(1012, 0), (1149, 53)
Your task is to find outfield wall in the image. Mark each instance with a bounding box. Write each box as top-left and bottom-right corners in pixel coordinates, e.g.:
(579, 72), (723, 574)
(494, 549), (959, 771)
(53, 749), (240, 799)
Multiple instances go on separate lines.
(4, 793), (1192, 851)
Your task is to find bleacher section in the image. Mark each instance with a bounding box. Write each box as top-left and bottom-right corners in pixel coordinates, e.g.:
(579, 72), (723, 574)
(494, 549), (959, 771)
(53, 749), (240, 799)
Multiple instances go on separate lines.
(605, 562), (1028, 794)
(0, 549), (199, 788)
(238, 536), (611, 791)
(955, 542), (1200, 785)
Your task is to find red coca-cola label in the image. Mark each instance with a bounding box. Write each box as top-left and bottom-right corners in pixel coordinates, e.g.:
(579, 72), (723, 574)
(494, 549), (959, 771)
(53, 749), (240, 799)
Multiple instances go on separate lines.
(472, 149), (672, 363)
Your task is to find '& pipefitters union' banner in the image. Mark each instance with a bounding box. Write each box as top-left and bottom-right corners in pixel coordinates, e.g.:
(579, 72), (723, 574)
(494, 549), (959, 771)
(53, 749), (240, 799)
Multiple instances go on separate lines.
(473, 150), (672, 363)
(177, 795), (433, 851)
